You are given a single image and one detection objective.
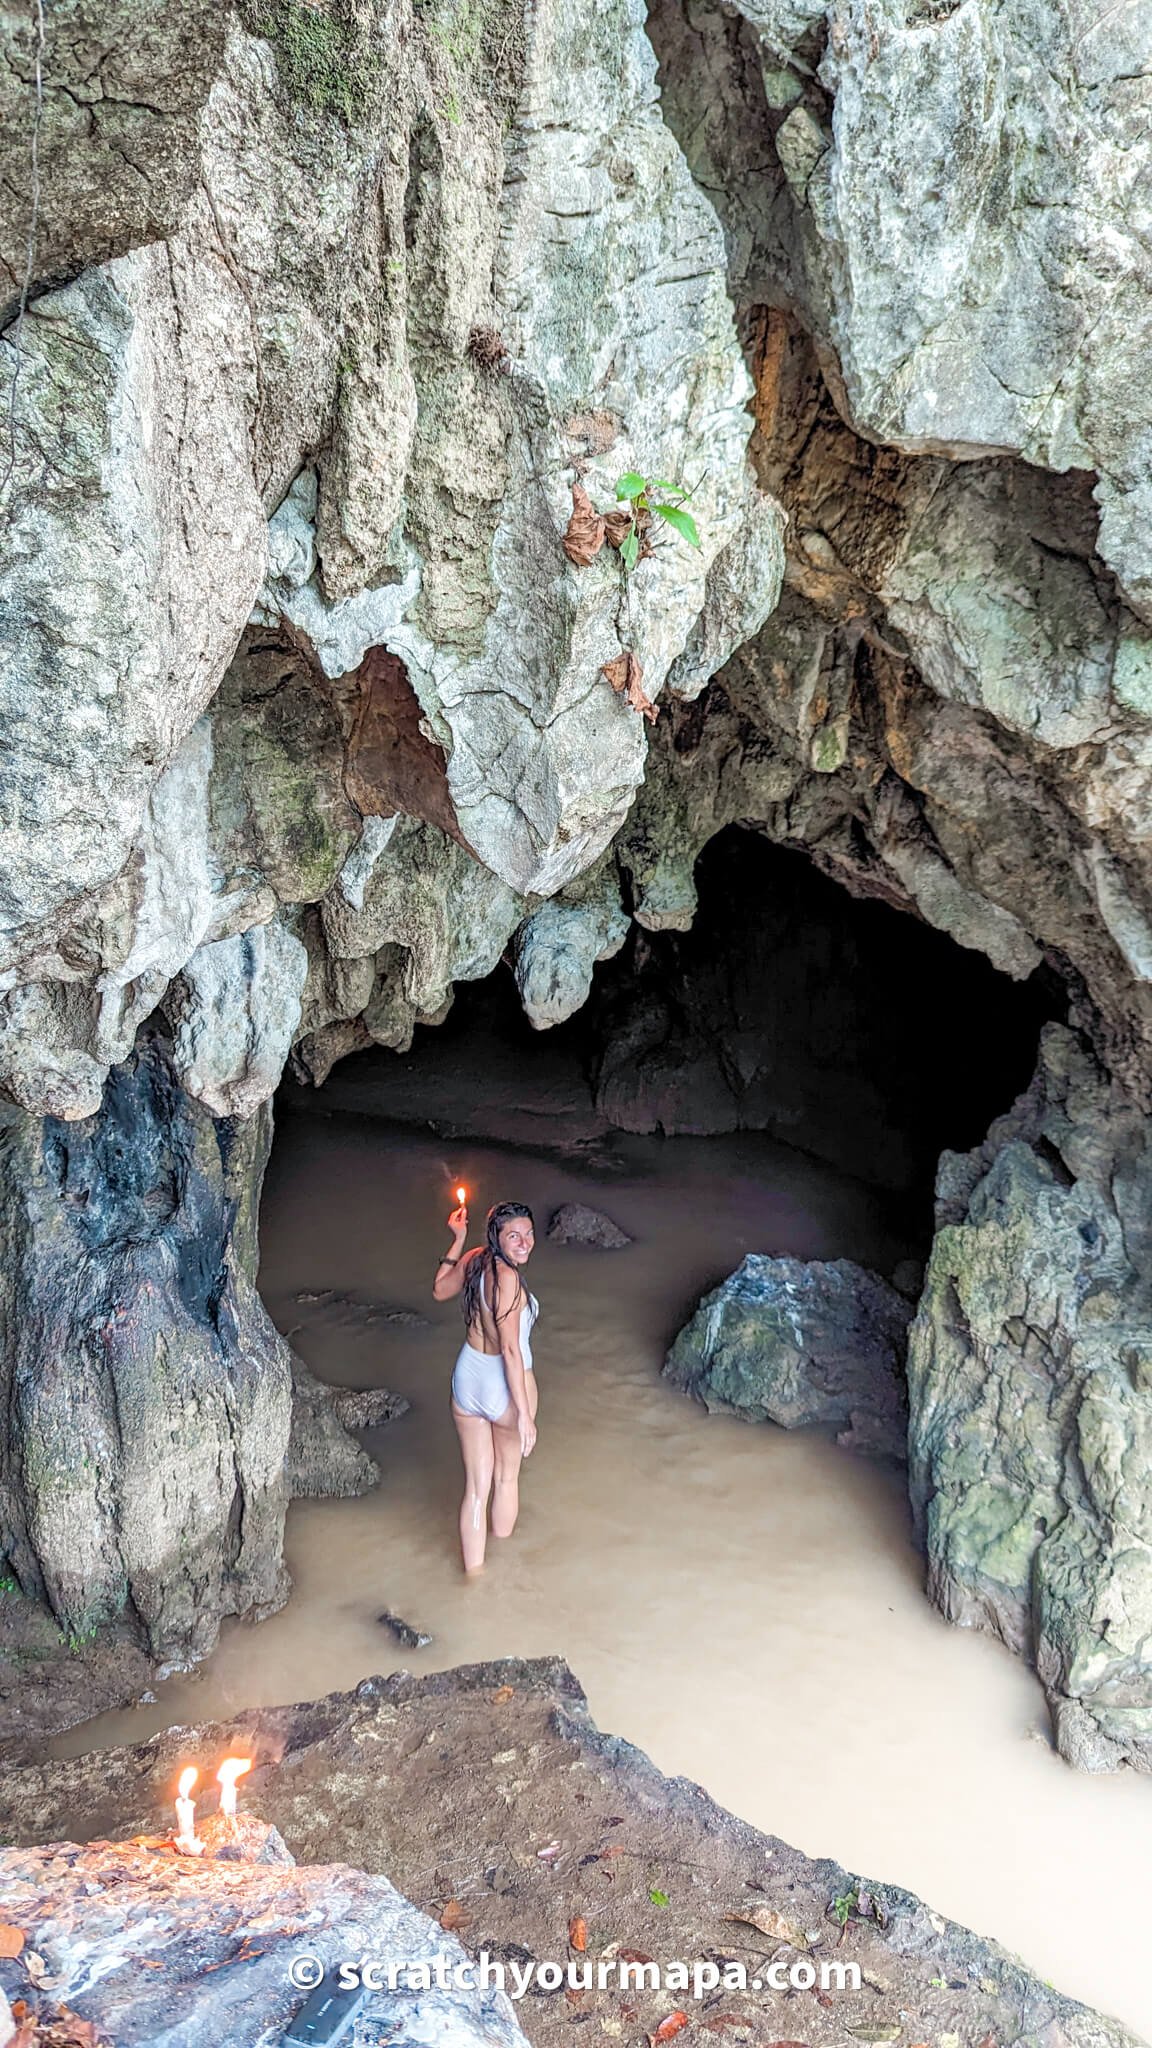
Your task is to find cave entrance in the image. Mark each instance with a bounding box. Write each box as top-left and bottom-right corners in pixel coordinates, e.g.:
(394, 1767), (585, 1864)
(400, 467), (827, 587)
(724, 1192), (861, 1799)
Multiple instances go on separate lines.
(91, 830), (1112, 2015)
(289, 824), (1060, 1231)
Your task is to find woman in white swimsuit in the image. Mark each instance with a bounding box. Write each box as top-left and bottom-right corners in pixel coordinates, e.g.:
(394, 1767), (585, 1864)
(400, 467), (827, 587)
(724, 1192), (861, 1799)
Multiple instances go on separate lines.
(433, 1199), (539, 1573)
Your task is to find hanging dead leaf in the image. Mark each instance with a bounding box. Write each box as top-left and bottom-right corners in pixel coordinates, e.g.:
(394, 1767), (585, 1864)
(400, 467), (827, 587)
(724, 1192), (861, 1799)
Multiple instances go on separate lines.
(722, 1908), (809, 1950)
(0, 1923), (26, 1957)
(603, 508), (634, 548)
(569, 1916), (588, 1952)
(601, 651), (659, 723)
(490, 1684), (515, 1704)
(440, 1899), (472, 1932)
(562, 484), (607, 567)
(649, 2014), (689, 2045)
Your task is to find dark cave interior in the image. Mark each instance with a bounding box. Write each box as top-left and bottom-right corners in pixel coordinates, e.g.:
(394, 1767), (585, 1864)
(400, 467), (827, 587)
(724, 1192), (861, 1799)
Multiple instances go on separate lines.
(295, 828), (1062, 1211)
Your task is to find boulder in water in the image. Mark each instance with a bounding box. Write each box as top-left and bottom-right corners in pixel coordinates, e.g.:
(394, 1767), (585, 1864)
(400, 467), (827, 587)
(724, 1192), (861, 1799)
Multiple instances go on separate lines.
(664, 1254), (911, 1461)
(547, 1202), (633, 1248)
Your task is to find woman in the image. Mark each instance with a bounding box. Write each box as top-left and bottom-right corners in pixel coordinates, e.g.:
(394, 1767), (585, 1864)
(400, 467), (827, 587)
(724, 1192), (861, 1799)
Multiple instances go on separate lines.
(433, 1199), (539, 1573)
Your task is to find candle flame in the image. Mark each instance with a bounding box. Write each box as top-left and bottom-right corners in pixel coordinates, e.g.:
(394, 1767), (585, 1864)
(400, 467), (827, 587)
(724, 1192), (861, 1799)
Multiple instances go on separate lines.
(217, 1756), (253, 1815)
(177, 1766), (198, 1799)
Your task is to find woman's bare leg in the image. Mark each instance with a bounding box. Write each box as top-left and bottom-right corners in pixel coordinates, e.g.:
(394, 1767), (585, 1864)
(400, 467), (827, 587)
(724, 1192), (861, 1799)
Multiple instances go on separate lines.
(451, 1405), (495, 1572)
(491, 1373), (538, 1540)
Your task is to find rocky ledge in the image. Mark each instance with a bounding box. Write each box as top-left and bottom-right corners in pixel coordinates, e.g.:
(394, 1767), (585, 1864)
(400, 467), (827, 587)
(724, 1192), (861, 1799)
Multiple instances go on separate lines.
(0, 1660), (1138, 2048)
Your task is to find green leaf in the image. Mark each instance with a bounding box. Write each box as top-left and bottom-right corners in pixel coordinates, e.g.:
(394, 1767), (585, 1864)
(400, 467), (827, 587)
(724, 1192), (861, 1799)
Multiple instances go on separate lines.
(649, 479), (684, 495)
(649, 1888), (670, 1907)
(657, 503), (701, 549)
(615, 472), (647, 501)
(620, 527), (640, 573)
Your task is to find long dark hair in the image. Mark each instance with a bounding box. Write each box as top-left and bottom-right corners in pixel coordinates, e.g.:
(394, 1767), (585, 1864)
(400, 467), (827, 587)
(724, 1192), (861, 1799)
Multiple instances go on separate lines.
(461, 1202), (534, 1331)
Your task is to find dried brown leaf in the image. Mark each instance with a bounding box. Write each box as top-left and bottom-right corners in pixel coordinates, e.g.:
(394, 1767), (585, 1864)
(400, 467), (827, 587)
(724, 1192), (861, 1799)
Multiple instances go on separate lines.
(599, 1843), (628, 1859)
(601, 651), (658, 723)
(0, 1923), (26, 1957)
(698, 2016), (751, 2033)
(649, 2013), (689, 2045)
(569, 1916), (588, 1953)
(617, 1950), (653, 1965)
(722, 1908), (809, 1950)
(490, 1684), (515, 1704)
(562, 484), (606, 568)
(440, 1899), (472, 1932)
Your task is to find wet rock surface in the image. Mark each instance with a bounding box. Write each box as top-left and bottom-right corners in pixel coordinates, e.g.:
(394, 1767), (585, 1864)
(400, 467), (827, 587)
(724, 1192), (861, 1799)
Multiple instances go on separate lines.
(665, 1255), (911, 1461)
(908, 1024), (1152, 1773)
(0, 1660), (1138, 2048)
(546, 1204), (632, 1249)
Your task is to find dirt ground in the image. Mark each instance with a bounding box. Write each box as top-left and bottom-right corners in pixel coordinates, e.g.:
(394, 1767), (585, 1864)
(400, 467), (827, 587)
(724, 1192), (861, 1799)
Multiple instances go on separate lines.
(0, 1658), (1135, 2048)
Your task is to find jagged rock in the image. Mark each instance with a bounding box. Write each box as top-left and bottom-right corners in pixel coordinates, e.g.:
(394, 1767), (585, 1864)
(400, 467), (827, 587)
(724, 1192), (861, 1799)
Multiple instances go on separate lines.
(0, 1833), (524, 2048)
(665, 1254), (911, 1460)
(0, 1030), (376, 1698)
(546, 1203), (633, 1249)
(379, 1610), (433, 1649)
(284, 1359), (385, 1507)
(0, 1660), (1138, 2048)
(0, 1), (228, 326)
(908, 1023), (1152, 1772)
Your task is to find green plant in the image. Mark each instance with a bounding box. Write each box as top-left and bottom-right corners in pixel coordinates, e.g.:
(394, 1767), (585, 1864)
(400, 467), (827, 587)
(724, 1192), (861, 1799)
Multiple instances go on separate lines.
(648, 1886), (670, 1907)
(0, 1575), (19, 1596)
(831, 1885), (858, 1927)
(65, 1627), (97, 1652)
(612, 472), (703, 574)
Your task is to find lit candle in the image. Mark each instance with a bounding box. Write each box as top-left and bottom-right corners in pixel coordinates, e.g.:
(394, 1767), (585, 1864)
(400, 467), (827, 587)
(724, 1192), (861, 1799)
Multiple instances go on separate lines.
(174, 1766), (203, 1854)
(217, 1756), (253, 1819)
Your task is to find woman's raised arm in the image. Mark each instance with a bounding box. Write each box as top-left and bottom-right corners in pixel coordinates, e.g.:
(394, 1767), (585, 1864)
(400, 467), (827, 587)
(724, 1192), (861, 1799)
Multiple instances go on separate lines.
(432, 1203), (469, 1300)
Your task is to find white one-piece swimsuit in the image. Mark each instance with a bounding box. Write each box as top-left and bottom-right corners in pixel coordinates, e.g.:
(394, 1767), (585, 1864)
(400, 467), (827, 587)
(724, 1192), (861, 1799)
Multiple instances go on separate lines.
(451, 1269), (538, 1423)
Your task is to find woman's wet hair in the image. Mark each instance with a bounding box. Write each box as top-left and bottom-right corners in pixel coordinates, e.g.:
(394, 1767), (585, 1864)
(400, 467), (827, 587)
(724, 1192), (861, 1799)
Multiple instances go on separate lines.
(461, 1202), (535, 1329)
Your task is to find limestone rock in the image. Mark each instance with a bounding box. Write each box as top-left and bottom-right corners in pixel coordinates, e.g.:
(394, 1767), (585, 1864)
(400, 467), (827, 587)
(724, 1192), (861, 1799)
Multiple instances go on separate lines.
(908, 1024), (1152, 1771)
(547, 1203), (633, 1249)
(0, 1834), (525, 2048)
(666, 1253), (911, 1460)
(0, 1033), (292, 1664)
(286, 1359), (406, 1502)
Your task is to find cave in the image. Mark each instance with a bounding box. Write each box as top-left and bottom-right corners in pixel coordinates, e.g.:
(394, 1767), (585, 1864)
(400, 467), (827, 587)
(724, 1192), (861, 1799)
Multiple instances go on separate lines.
(302, 825), (1060, 1218)
(5, 0), (1152, 2040)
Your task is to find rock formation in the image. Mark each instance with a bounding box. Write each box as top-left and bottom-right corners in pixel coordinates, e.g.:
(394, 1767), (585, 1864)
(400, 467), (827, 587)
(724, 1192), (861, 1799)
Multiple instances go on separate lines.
(4, 0), (1152, 1765)
(665, 1253), (911, 1460)
(0, 1659), (1140, 2047)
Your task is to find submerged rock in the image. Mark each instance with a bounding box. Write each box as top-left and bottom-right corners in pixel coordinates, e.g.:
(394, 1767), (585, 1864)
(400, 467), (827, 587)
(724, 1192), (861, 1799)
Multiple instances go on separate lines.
(546, 1202), (633, 1249)
(665, 1254), (911, 1460)
(379, 1610), (433, 1649)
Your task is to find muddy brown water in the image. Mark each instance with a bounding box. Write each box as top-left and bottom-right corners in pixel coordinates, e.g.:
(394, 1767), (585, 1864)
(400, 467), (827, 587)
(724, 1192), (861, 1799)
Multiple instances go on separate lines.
(56, 1106), (1152, 2041)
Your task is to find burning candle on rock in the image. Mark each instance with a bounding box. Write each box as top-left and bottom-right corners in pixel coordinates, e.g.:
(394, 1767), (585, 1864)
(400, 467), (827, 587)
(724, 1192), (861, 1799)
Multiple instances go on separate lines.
(217, 1756), (253, 1824)
(174, 1766), (203, 1855)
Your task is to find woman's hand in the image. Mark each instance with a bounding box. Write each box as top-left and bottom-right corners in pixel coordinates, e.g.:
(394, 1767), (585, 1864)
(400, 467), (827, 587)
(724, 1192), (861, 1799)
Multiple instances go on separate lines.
(448, 1203), (468, 1241)
(518, 1410), (537, 1459)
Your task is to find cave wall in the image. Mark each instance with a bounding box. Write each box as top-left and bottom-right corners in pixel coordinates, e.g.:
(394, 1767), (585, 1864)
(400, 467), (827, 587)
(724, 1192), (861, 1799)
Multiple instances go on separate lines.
(4, 0), (1152, 1756)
